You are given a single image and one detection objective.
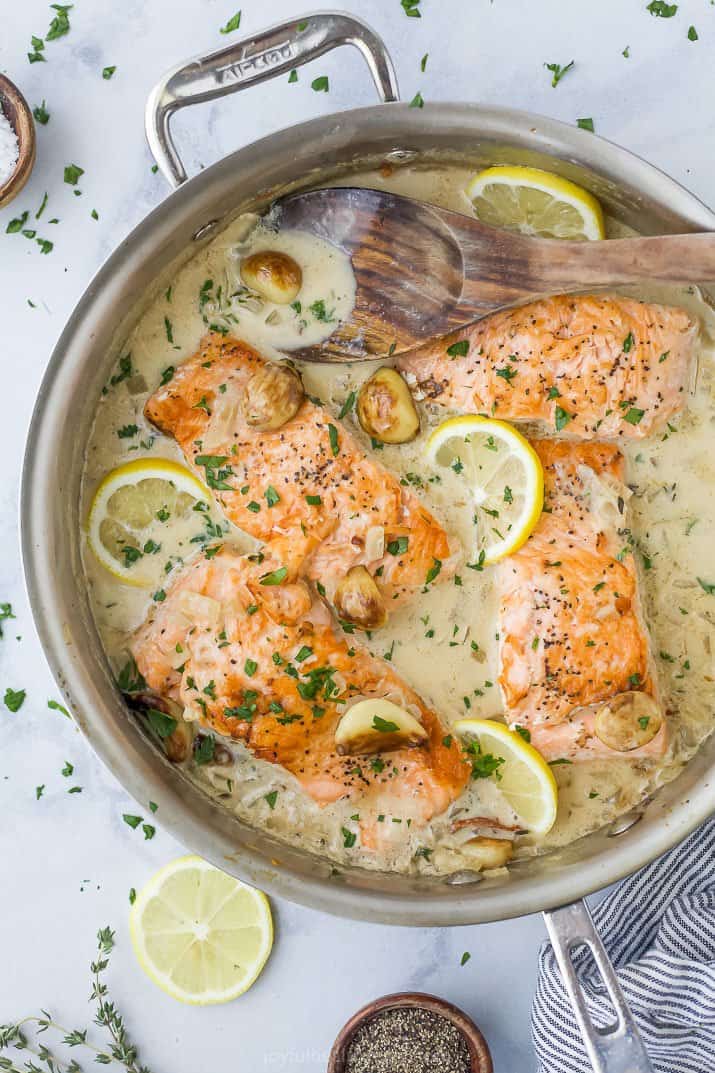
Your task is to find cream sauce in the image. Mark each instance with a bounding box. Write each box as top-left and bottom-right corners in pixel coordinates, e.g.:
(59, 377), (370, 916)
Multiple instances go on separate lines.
(81, 164), (715, 875)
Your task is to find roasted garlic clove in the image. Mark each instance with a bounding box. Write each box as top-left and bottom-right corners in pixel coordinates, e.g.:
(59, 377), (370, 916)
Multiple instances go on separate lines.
(335, 698), (428, 755)
(242, 362), (304, 431)
(594, 691), (662, 752)
(461, 836), (514, 870)
(240, 250), (303, 304)
(357, 367), (420, 444)
(334, 565), (387, 631)
(164, 719), (194, 763)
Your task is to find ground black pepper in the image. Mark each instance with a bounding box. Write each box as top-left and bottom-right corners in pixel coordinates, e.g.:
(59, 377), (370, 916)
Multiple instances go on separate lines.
(343, 1007), (471, 1073)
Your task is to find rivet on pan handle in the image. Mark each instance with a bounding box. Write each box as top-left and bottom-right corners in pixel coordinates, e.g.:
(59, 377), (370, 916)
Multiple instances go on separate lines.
(145, 11), (400, 188)
(542, 899), (654, 1073)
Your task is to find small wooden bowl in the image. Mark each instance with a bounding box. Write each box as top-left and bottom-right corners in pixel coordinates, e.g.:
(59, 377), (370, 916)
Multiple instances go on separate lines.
(0, 75), (36, 208)
(328, 991), (493, 1073)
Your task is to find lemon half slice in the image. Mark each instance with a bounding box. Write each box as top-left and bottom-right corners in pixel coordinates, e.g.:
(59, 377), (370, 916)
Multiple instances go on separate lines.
(425, 416), (543, 564)
(466, 165), (605, 241)
(87, 458), (209, 585)
(130, 856), (273, 1005)
(456, 718), (558, 835)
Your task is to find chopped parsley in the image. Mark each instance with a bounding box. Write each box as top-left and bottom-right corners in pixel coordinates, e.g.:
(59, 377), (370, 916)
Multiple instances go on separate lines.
(387, 536), (409, 556)
(328, 423), (340, 456)
(372, 715), (399, 733)
(544, 60), (574, 87)
(446, 339), (469, 358)
(219, 10), (242, 33)
(4, 687), (26, 713)
(260, 566), (288, 586)
(554, 405), (572, 431)
(425, 558), (442, 585)
(63, 163), (84, 186)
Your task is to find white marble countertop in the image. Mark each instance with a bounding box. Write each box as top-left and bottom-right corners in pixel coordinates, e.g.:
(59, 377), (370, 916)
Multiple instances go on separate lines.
(1, 1), (713, 1069)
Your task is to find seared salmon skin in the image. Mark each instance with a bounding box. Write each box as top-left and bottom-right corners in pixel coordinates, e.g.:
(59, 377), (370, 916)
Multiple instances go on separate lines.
(398, 294), (697, 440)
(498, 439), (665, 760)
(130, 546), (470, 824)
(145, 333), (457, 612)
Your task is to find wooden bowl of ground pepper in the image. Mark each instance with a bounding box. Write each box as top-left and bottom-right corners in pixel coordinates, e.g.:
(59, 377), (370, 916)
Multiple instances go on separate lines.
(328, 992), (493, 1073)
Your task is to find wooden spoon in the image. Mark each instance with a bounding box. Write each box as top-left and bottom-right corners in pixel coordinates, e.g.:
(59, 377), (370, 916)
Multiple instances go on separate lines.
(0, 75), (36, 208)
(275, 186), (715, 361)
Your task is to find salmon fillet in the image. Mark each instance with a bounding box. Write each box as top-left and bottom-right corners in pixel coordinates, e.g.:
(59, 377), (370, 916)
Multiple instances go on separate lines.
(145, 333), (457, 611)
(398, 294), (697, 440)
(498, 439), (665, 761)
(130, 546), (470, 824)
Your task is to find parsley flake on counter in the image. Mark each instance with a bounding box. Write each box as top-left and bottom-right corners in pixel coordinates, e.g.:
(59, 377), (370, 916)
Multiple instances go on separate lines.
(220, 10), (241, 34)
(544, 60), (574, 87)
(102, 65), (116, 79)
(64, 163), (84, 186)
(33, 100), (50, 124)
(4, 687), (26, 713)
(311, 76), (329, 92)
(46, 4), (72, 41)
(421, 53), (428, 71)
(646, 1), (677, 17)
(401, 0), (421, 17)
(288, 69), (298, 83)
(123, 813), (143, 829)
(409, 91), (424, 109)
(460, 951), (471, 966)
(577, 117), (595, 132)
(28, 36), (45, 63)
(0, 603), (15, 638)
(688, 26), (698, 41)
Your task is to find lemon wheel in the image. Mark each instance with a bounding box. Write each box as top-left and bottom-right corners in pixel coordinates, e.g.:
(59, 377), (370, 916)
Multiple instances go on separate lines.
(130, 855), (273, 1005)
(456, 718), (558, 835)
(87, 458), (209, 585)
(466, 165), (605, 241)
(425, 416), (543, 564)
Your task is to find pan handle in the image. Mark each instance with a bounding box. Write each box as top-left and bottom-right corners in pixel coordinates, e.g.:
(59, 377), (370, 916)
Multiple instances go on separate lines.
(145, 11), (400, 188)
(542, 900), (653, 1073)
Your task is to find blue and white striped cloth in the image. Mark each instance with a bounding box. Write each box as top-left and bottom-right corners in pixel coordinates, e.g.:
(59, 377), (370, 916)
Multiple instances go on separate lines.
(532, 819), (715, 1073)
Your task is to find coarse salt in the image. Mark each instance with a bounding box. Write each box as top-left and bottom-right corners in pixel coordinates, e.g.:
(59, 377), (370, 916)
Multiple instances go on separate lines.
(0, 106), (19, 186)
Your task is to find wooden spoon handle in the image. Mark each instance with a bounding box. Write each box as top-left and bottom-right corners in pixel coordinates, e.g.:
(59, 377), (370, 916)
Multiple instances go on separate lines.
(530, 231), (715, 287)
(453, 222), (715, 320)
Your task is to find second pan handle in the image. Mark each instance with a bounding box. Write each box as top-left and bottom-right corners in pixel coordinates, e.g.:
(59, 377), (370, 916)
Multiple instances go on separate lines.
(146, 11), (400, 188)
(542, 900), (654, 1073)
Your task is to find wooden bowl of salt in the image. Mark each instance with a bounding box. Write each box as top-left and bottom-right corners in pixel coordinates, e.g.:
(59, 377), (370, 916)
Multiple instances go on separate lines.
(0, 75), (36, 208)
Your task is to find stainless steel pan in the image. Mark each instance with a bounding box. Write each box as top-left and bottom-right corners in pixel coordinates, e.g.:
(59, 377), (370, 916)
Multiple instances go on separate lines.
(20, 14), (715, 1072)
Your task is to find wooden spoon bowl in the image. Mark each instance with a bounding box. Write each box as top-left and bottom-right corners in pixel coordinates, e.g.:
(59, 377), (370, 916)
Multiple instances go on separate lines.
(0, 75), (36, 208)
(328, 991), (493, 1073)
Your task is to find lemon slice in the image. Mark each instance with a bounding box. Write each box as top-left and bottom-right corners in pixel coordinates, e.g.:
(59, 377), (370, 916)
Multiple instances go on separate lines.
(130, 855), (273, 1005)
(425, 416), (543, 564)
(87, 459), (209, 585)
(455, 718), (558, 835)
(465, 165), (605, 240)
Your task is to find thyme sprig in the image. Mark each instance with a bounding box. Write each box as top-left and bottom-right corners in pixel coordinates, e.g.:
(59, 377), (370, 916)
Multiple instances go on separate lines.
(0, 928), (151, 1073)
